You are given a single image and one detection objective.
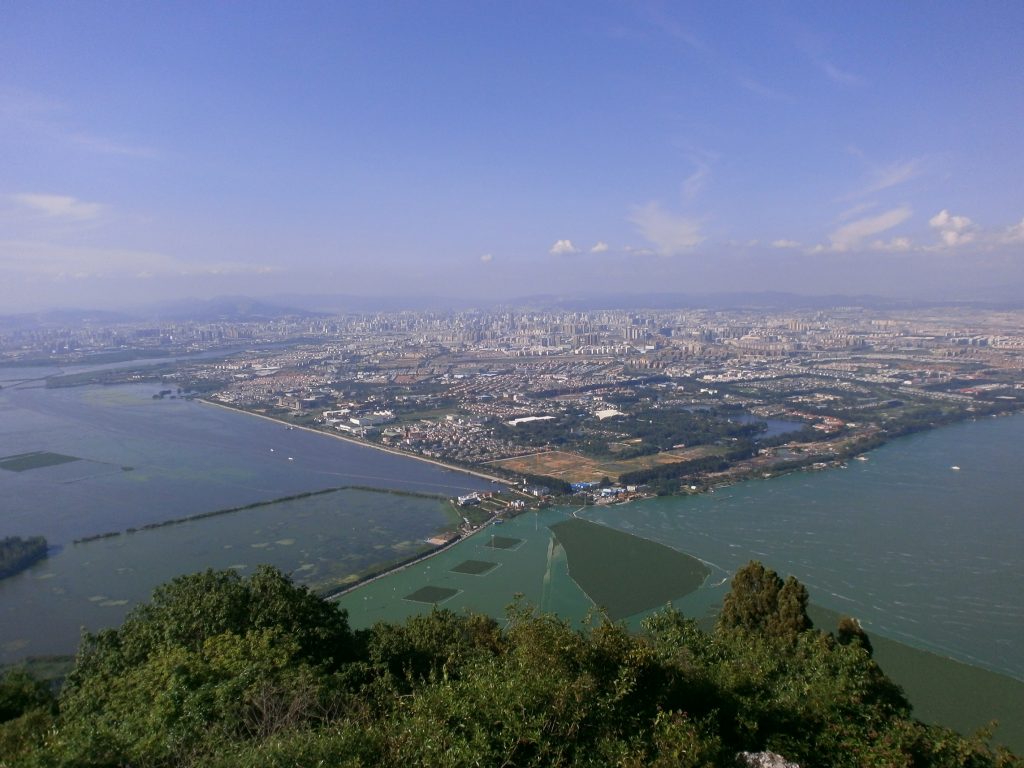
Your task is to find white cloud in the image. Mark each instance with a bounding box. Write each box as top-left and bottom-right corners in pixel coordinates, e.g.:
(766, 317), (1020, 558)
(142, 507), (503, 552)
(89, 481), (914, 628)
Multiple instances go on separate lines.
(863, 159), (921, 194)
(66, 133), (158, 158)
(12, 193), (104, 221)
(869, 237), (913, 252)
(1000, 217), (1024, 244)
(590, 241), (609, 253)
(549, 239), (580, 255)
(821, 60), (865, 87)
(828, 206), (912, 251)
(479, 253), (493, 263)
(681, 159), (711, 203)
(1, 89), (158, 158)
(836, 201), (878, 222)
(644, 7), (704, 51)
(929, 209), (975, 247)
(737, 76), (780, 99)
(842, 157), (923, 201)
(628, 202), (703, 255)
(624, 245), (656, 257)
(771, 239), (801, 249)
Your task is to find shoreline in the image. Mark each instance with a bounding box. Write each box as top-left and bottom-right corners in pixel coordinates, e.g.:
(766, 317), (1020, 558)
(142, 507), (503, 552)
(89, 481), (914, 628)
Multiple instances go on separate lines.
(192, 400), (529, 604)
(195, 397), (1024, 526)
(197, 398), (512, 486)
(322, 517), (498, 602)
(191, 398), (1024, 653)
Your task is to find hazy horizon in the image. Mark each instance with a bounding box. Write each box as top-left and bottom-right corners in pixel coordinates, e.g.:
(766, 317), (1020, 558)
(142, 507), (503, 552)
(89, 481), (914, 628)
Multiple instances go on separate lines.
(2, 2), (1022, 312)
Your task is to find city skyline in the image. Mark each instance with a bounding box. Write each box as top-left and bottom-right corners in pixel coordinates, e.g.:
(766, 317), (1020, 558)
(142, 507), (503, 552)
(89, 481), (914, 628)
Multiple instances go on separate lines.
(2, 1), (1023, 311)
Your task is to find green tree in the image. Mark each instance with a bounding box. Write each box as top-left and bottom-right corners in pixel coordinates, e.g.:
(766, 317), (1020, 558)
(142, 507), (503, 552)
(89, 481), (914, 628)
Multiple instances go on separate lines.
(10, 568), (1019, 768)
(771, 575), (811, 639)
(52, 566), (357, 767)
(836, 615), (874, 657)
(0, 669), (54, 723)
(0, 669), (56, 765)
(366, 608), (502, 693)
(718, 561), (813, 642)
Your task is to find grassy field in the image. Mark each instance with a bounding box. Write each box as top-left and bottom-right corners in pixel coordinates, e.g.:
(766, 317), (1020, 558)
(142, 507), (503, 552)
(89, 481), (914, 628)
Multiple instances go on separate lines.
(491, 446), (724, 483)
(0, 451), (81, 472)
(550, 518), (710, 620)
(600, 445), (724, 478)
(489, 451), (609, 483)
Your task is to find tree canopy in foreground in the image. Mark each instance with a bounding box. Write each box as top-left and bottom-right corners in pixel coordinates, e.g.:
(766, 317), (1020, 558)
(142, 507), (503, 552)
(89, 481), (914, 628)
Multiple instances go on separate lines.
(0, 562), (1018, 767)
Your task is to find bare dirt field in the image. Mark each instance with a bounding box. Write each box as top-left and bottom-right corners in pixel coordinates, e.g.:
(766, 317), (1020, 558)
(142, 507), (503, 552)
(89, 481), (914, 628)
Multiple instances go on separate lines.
(489, 445), (724, 483)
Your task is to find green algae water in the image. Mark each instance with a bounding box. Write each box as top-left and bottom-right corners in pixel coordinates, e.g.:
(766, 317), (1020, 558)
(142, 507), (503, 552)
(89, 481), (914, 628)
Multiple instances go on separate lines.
(585, 414), (1024, 683)
(2, 379), (1022, 733)
(340, 414), (1024, 686)
(333, 414), (1024, 750)
(335, 509), (595, 629)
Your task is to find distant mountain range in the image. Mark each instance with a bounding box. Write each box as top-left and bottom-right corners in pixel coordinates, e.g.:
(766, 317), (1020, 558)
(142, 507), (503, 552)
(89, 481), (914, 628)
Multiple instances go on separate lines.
(3, 291), (1022, 329)
(144, 296), (331, 322)
(269, 291), (1024, 313)
(0, 297), (327, 329)
(510, 291), (911, 311)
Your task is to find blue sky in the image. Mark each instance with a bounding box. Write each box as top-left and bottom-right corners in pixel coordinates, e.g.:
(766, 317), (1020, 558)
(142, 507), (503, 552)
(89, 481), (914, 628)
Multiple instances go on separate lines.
(2, 1), (1022, 311)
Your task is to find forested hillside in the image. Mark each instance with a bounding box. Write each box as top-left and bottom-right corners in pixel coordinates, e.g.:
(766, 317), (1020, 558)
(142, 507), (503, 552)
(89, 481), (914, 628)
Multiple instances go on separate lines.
(0, 563), (1017, 767)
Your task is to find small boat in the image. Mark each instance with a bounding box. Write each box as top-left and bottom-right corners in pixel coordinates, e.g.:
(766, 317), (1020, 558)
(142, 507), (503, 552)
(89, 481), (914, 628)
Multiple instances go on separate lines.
(288, 457), (294, 461)
(951, 465), (960, 471)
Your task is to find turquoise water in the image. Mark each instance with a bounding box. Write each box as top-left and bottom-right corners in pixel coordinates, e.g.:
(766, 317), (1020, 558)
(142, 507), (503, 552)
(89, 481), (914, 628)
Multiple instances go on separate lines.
(586, 414), (1024, 680)
(340, 414), (1024, 681)
(1, 378), (1021, 683)
(336, 509), (596, 630)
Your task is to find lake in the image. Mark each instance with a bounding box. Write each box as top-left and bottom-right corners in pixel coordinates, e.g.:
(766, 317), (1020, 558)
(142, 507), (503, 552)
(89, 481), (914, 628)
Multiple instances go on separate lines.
(0, 383), (492, 544)
(338, 414), (1024, 683)
(0, 380), (493, 662)
(1, 381), (1022, 686)
(0, 487), (460, 662)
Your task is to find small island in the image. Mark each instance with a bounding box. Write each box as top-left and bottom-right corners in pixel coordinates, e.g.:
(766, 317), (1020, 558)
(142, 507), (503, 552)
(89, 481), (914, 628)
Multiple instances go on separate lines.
(0, 536), (49, 580)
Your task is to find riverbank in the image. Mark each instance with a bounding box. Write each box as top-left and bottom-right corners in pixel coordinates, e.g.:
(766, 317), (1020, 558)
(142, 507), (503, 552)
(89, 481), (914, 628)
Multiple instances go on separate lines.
(198, 399), (513, 486)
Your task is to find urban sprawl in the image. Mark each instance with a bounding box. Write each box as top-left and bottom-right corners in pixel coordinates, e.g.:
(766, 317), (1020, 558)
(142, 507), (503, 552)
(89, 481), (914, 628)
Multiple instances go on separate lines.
(5, 305), (1023, 534)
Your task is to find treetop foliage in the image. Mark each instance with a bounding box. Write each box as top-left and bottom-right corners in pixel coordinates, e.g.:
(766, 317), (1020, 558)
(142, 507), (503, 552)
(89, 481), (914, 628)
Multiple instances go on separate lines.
(0, 565), (1017, 768)
(718, 560), (812, 642)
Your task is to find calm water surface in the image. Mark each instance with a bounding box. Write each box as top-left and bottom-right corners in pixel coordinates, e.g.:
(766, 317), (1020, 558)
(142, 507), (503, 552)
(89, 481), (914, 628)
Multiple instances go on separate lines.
(0, 383), (491, 544)
(1, 381), (1021, 683)
(341, 414), (1024, 681)
(585, 415), (1024, 680)
(0, 381), (492, 662)
(0, 488), (457, 662)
